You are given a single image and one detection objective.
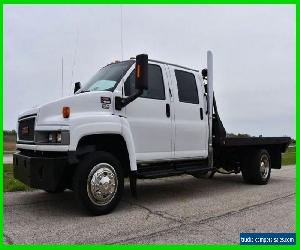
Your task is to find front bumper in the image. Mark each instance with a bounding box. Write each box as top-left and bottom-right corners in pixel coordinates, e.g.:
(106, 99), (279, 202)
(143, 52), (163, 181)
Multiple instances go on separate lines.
(13, 152), (69, 191)
(16, 143), (70, 152)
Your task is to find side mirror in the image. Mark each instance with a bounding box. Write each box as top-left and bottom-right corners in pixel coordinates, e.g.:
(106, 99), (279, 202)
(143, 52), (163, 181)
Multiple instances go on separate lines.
(115, 54), (149, 110)
(74, 82), (81, 94)
(201, 68), (208, 79)
(135, 54), (148, 90)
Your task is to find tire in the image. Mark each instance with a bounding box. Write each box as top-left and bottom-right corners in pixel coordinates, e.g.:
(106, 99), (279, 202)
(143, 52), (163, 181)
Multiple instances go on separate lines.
(242, 149), (271, 185)
(73, 151), (124, 215)
(191, 170), (209, 179)
(44, 187), (66, 194)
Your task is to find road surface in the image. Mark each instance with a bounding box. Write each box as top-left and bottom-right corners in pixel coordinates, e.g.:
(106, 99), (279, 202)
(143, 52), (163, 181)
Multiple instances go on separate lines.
(4, 154), (13, 164)
(4, 166), (295, 244)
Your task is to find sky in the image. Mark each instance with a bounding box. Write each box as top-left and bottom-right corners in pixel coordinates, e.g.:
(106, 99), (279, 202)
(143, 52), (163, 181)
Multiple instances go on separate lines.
(4, 5), (295, 138)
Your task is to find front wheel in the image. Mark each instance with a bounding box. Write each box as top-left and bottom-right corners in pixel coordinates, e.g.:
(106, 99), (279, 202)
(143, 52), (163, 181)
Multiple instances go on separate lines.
(73, 151), (124, 215)
(242, 149), (271, 185)
(44, 187), (66, 194)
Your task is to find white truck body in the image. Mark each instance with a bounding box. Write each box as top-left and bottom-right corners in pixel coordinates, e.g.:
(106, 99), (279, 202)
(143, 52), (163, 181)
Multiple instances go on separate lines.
(13, 52), (290, 215)
(16, 59), (209, 168)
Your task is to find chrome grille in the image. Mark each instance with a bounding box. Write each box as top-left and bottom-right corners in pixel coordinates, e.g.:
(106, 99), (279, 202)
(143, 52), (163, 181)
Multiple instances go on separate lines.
(18, 116), (36, 142)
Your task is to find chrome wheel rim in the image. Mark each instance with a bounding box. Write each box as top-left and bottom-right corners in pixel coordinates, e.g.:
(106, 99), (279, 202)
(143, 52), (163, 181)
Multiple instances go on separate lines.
(260, 154), (270, 179)
(87, 163), (118, 206)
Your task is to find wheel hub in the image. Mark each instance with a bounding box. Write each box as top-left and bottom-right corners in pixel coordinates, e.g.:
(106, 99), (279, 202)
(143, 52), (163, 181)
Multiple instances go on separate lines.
(260, 155), (270, 179)
(87, 163), (118, 205)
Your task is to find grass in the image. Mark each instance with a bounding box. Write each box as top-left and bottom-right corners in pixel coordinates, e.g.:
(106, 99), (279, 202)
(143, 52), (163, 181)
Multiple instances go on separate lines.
(3, 164), (32, 192)
(282, 146), (296, 166)
(3, 147), (295, 192)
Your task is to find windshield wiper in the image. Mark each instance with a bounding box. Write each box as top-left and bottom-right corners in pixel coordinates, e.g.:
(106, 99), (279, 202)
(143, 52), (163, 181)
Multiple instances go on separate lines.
(79, 90), (90, 94)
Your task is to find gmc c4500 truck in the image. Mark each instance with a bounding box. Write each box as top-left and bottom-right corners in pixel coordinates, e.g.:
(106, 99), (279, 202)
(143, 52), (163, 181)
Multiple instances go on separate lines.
(14, 52), (290, 215)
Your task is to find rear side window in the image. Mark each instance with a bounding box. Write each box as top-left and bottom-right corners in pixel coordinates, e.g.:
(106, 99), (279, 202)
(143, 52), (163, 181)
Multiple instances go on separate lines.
(124, 64), (165, 100)
(175, 70), (199, 104)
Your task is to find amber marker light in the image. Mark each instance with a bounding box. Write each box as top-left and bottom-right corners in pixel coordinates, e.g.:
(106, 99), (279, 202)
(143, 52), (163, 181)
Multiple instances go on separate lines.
(63, 106), (70, 118)
(136, 64), (141, 79)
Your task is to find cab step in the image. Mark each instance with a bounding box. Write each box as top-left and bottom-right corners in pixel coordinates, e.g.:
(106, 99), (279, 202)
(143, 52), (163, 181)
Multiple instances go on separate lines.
(136, 159), (211, 179)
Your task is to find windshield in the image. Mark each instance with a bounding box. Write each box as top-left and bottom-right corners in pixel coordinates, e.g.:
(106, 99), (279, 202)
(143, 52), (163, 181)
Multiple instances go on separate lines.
(80, 60), (134, 93)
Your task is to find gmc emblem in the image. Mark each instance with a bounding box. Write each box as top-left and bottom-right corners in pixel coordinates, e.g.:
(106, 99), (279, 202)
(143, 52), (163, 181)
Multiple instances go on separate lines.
(21, 126), (29, 135)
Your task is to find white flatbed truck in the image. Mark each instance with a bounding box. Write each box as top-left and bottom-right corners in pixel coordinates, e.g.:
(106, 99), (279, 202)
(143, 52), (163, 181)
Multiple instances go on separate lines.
(13, 52), (290, 215)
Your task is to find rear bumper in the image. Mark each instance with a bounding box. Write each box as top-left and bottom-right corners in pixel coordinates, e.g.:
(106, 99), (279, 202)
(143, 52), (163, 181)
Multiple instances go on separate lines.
(13, 152), (69, 191)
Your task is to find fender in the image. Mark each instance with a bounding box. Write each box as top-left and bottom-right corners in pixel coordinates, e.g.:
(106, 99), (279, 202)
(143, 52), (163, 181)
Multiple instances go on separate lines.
(71, 114), (138, 171)
(120, 116), (138, 171)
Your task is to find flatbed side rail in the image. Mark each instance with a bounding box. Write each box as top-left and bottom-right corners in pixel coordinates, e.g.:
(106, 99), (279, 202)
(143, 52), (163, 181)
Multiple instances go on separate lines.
(219, 137), (291, 152)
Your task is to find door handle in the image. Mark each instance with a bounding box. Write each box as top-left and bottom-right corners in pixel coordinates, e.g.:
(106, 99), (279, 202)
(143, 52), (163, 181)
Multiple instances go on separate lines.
(166, 104), (170, 118)
(200, 108), (203, 120)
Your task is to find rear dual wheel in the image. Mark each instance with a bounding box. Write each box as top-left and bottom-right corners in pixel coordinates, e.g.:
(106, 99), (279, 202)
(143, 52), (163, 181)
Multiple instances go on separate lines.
(242, 149), (271, 185)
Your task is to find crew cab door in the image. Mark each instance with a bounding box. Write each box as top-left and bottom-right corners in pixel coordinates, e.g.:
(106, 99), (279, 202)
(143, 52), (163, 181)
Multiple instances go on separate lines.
(168, 66), (208, 159)
(123, 63), (172, 162)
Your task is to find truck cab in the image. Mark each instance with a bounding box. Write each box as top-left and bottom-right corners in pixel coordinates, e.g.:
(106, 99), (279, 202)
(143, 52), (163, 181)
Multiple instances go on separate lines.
(13, 53), (290, 215)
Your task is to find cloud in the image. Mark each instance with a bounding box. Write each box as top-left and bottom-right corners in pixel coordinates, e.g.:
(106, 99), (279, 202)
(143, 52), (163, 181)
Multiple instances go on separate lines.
(4, 4), (295, 137)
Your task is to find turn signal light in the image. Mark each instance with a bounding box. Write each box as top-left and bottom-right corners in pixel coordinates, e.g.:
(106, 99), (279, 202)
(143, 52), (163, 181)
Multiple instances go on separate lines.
(63, 106), (70, 118)
(136, 64), (141, 79)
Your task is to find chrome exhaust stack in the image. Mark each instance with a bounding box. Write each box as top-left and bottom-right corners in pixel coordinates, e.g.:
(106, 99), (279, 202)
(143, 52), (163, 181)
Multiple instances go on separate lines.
(207, 51), (214, 169)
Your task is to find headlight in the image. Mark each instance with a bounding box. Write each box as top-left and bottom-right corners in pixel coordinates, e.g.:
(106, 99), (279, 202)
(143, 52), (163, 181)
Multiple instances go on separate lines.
(56, 132), (62, 143)
(48, 133), (54, 142)
(35, 131), (70, 145)
(48, 132), (61, 143)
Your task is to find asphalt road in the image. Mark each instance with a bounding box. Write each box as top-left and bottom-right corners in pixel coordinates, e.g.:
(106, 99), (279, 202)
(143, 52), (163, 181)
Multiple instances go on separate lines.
(4, 166), (295, 244)
(3, 154), (13, 164)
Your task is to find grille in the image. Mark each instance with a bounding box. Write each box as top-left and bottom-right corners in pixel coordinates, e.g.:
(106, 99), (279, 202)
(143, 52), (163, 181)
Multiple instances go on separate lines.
(18, 116), (36, 142)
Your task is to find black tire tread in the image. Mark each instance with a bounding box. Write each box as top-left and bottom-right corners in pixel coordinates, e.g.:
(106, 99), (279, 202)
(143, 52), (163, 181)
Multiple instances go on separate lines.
(73, 151), (124, 215)
(44, 187), (66, 194)
(242, 149), (271, 185)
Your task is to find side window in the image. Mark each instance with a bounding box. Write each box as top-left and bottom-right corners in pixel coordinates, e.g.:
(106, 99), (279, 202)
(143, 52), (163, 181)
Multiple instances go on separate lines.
(175, 70), (199, 104)
(124, 64), (165, 100)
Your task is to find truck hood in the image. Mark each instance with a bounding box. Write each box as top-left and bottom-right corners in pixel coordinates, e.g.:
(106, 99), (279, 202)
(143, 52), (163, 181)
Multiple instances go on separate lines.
(18, 107), (40, 119)
(19, 91), (115, 126)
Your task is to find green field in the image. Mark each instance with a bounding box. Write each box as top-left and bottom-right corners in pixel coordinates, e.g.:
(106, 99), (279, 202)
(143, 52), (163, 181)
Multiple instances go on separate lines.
(3, 147), (295, 192)
(3, 164), (32, 192)
(282, 146), (296, 166)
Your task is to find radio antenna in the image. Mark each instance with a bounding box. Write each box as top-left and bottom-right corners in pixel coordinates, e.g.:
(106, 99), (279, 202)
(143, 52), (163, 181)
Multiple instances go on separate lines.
(120, 5), (124, 61)
(70, 28), (79, 95)
(61, 56), (64, 97)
